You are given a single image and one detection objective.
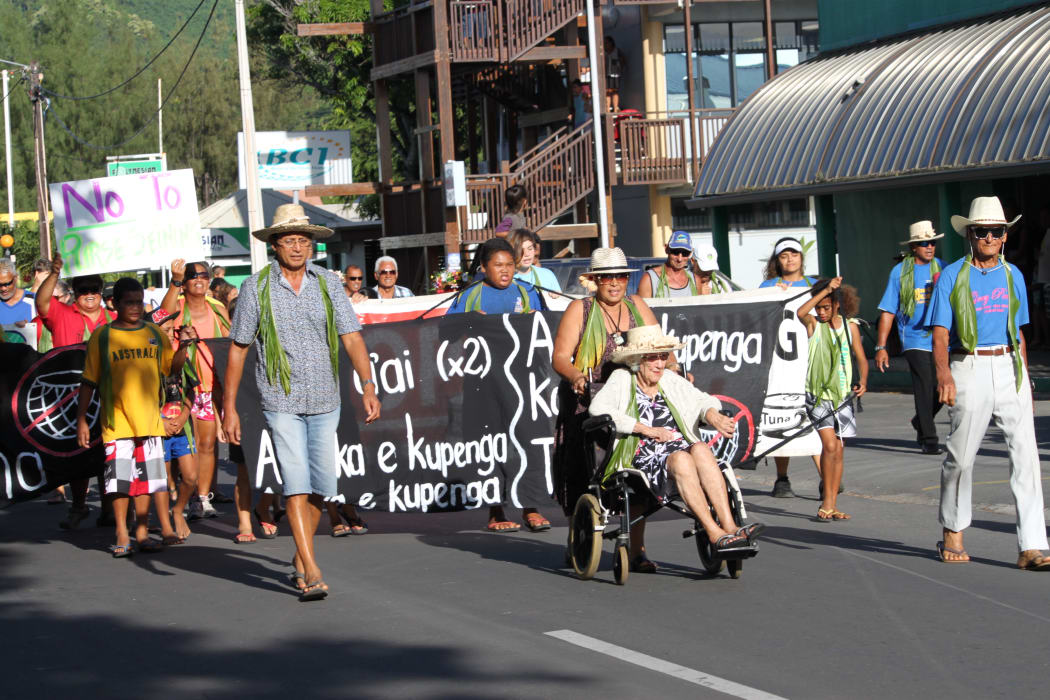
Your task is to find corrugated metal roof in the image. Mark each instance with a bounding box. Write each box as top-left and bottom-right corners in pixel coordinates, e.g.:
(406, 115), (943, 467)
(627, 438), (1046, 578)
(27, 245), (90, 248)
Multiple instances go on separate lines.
(691, 4), (1050, 206)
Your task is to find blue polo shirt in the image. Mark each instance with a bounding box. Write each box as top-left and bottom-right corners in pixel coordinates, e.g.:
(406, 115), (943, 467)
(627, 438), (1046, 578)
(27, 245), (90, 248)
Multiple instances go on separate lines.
(0, 291), (35, 324)
(447, 281), (542, 315)
(877, 258), (943, 351)
(928, 258), (1028, 349)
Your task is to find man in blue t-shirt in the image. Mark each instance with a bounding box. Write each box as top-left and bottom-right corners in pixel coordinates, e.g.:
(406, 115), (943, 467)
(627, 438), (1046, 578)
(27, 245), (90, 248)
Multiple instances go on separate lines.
(927, 196), (1049, 570)
(874, 221), (945, 454)
(0, 259), (35, 326)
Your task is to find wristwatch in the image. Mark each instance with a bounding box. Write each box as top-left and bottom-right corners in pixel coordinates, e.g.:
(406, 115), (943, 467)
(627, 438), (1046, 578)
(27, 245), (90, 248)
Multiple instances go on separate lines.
(874, 345), (887, 352)
(170, 279), (184, 287)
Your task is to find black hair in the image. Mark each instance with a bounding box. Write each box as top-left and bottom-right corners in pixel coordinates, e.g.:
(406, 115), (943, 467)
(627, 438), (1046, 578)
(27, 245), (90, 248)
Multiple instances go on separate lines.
(184, 261), (209, 278)
(479, 237), (515, 266)
(209, 277), (229, 293)
(810, 278), (860, 318)
(71, 274), (104, 295)
(504, 184), (527, 212)
(111, 277), (144, 305)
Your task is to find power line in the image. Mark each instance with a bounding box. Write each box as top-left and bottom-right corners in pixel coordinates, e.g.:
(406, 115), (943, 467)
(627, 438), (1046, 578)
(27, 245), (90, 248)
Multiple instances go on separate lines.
(42, 0), (209, 101)
(45, 0), (219, 152)
(2, 74), (24, 103)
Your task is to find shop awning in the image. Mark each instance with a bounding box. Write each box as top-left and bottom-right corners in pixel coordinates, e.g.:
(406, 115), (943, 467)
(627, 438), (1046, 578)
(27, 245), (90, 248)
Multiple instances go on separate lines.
(690, 4), (1050, 207)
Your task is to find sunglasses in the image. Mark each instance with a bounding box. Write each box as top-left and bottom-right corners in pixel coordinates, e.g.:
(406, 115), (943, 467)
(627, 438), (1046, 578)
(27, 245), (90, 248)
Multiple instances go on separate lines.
(971, 227), (1006, 240)
(346, 276), (363, 281)
(668, 249), (691, 257)
(186, 271), (211, 280)
(75, 287), (102, 296)
(641, 352), (670, 361)
(0, 280), (14, 289)
(913, 241), (937, 247)
(378, 270), (397, 276)
(595, 273), (629, 283)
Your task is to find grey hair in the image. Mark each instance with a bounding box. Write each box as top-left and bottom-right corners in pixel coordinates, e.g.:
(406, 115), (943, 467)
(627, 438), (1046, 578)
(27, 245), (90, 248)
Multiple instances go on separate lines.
(55, 280), (71, 297)
(0, 258), (16, 277)
(374, 256), (398, 275)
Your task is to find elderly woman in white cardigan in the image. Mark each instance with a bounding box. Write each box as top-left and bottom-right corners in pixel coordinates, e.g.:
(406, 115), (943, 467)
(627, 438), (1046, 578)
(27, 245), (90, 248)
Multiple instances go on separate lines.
(589, 325), (763, 573)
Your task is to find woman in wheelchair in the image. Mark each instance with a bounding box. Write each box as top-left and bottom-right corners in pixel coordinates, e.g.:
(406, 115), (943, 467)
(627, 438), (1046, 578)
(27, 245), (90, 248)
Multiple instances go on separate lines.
(589, 325), (764, 572)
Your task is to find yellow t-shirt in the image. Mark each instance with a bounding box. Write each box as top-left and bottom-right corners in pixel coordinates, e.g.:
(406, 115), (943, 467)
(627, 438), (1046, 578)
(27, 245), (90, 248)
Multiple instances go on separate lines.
(82, 322), (174, 442)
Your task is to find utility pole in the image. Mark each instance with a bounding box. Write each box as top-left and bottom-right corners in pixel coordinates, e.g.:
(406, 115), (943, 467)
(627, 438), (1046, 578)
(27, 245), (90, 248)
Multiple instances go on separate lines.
(235, 0), (267, 272)
(585, 0), (609, 248)
(28, 62), (51, 258)
(158, 78), (163, 154)
(3, 69), (15, 230)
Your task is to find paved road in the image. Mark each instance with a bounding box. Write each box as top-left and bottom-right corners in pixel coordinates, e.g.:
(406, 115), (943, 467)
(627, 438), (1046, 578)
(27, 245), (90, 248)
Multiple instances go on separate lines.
(2, 392), (1048, 699)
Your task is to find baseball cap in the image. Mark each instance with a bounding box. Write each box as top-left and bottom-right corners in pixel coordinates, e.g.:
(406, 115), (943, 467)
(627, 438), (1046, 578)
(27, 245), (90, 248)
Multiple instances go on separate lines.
(694, 243), (719, 272)
(667, 230), (693, 252)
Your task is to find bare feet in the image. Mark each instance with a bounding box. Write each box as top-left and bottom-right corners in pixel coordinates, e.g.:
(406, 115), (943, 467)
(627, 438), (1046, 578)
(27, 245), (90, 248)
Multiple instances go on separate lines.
(172, 511), (191, 541)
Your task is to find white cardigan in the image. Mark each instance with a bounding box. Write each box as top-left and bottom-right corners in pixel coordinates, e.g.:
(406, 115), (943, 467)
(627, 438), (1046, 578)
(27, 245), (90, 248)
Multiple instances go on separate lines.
(588, 368), (722, 442)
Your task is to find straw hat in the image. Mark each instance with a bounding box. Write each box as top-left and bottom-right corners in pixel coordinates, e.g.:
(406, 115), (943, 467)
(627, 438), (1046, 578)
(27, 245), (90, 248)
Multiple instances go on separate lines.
(582, 247), (637, 276)
(251, 203), (334, 242)
(950, 196), (1021, 236)
(899, 220), (943, 245)
(610, 324), (684, 365)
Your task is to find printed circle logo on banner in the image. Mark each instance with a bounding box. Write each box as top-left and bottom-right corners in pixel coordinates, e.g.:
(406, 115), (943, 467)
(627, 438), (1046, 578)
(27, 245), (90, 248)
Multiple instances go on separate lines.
(758, 392), (809, 439)
(12, 348), (101, 457)
(698, 395), (754, 466)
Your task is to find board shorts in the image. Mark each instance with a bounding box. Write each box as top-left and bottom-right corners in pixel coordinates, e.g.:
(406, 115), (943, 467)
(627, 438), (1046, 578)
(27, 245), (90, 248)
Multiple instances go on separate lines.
(163, 433), (194, 462)
(104, 437), (166, 496)
(191, 390), (215, 421)
(805, 393), (857, 438)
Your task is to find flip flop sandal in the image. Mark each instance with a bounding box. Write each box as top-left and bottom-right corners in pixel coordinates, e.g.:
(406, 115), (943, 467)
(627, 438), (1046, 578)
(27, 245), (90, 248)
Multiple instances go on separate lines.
(1017, 551), (1050, 571)
(831, 510), (851, 520)
(485, 521), (521, 533)
(736, 523), (766, 541)
(232, 532), (257, 544)
(109, 543), (134, 558)
(162, 535), (185, 546)
(252, 509), (278, 539)
(713, 534), (748, 553)
(816, 508), (834, 522)
(137, 539), (164, 553)
(331, 524), (352, 538)
(937, 541), (970, 563)
(345, 516), (369, 535)
(299, 580), (329, 602)
(289, 570), (307, 591)
(524, 513), (552, 532)
(629, 556), (657, 573)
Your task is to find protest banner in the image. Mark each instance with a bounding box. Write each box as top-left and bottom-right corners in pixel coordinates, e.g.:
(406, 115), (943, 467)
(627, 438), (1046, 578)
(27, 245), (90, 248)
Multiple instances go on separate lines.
(48, 169), (204, 277)
(0, 293), (812, 509)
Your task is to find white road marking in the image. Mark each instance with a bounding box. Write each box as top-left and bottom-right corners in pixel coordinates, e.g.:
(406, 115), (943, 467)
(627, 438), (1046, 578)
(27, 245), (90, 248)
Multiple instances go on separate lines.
(545, 629), (788, 700)
(839, 549), (1050, 624)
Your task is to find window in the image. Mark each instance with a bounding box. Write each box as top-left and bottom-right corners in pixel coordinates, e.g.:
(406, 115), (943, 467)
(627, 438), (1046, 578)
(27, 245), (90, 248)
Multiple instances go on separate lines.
(663, 20), (819, 108)
(672, 197), (812, 232)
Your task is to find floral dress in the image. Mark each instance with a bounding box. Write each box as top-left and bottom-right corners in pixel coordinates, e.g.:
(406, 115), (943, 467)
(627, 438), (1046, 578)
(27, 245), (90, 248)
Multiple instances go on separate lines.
(631, 386), (692, 497)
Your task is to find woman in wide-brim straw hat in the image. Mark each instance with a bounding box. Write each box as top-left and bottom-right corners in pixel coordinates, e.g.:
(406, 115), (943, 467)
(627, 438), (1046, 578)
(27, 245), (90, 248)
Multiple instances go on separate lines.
(589, 325), (763, 572)
(549, 249), (663, 539)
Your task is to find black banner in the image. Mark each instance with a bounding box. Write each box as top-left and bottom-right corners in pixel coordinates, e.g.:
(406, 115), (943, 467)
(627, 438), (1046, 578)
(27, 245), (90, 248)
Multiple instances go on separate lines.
(1, 297), (794, 509)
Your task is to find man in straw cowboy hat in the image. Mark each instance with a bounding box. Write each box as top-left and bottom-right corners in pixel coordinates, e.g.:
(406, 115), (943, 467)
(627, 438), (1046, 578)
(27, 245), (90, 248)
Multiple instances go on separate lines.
(874, 220), (946, 455)
(927, 196), (1049, 569)
(222, 203), (382, 600)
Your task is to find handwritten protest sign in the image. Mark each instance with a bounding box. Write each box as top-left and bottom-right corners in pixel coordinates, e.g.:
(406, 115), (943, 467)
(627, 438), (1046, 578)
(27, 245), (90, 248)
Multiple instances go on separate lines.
(48, 169), (204, 277)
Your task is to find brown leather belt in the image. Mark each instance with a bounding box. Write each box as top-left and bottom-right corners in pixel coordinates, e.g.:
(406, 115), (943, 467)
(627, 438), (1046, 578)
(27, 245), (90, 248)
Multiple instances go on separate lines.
(951, 346), (1013, 357)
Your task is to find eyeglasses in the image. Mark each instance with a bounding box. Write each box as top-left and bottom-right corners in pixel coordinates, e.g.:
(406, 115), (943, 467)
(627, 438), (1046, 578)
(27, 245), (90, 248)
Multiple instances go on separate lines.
(346, 276), (363, 281)
(668, 249), (691, 257)
(971, 227), (1006, 240)
(595, 274), (629, 283)
(642, 352), (670, 362)
(378, 269), (397, 276)
(274, 236), (313, 249)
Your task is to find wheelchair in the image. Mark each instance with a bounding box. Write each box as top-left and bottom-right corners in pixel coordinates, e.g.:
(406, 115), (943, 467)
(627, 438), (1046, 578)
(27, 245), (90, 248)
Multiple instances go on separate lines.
(566, 412), (759, 585)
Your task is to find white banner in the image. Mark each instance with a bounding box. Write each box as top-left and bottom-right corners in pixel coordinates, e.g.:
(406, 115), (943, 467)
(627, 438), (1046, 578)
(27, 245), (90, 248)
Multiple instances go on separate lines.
(238, 130), (352, 190)
(49, 169), (204, 277)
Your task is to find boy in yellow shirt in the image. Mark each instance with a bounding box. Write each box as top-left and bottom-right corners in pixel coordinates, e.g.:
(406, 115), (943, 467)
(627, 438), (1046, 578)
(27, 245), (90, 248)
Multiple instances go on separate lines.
(76, 278), (194, 557)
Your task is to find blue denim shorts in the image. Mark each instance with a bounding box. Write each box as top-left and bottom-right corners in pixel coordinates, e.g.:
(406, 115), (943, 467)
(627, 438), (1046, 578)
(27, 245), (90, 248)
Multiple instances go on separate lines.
(262, 407), (341, 498)
(163, 434), (194, 462)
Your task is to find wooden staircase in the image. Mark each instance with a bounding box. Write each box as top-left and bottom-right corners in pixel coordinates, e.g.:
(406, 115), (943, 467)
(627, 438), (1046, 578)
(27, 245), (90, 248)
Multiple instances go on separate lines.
(448, 0), (586, 62)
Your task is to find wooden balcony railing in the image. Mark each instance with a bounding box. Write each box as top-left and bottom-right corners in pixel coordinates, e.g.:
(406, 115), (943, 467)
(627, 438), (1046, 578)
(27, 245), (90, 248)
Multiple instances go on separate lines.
(612, 108), (735, 185)
(464, 122), (595, 242)
(373, 1), (434, 69)
(449, 1), (500, 61)
(503, 0), (584, 61)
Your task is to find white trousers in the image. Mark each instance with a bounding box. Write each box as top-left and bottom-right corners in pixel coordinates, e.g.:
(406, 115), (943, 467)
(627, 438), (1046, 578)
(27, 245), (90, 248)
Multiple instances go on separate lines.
(940, 352), (1048, 551)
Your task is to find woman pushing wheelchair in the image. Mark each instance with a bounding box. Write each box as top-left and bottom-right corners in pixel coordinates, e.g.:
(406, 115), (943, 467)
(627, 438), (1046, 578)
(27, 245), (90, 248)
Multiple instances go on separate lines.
(588, 325), (765, 573)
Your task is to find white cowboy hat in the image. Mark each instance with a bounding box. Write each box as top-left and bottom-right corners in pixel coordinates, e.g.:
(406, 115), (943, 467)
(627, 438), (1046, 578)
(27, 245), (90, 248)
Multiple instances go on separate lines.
(694, 242), (719, 272)
(950, 196), (1021, 236)
(252, 203), (334, 242)
(610, 324), (684, 365)
(899, 220), (943, 245)
(582, 247), (638, 276)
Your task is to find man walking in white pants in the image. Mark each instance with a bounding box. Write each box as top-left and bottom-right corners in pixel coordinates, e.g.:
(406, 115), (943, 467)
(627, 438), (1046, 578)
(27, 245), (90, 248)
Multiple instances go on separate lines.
(928, 196), (1050, 569)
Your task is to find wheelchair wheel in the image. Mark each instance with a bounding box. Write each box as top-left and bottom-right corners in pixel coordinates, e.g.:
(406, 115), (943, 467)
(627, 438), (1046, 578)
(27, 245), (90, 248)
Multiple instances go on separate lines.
(613, 544), (629, 585)
(727, 558), (743, 579)
(695, 532), (725, 575)
(569, 494), (602, 580)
